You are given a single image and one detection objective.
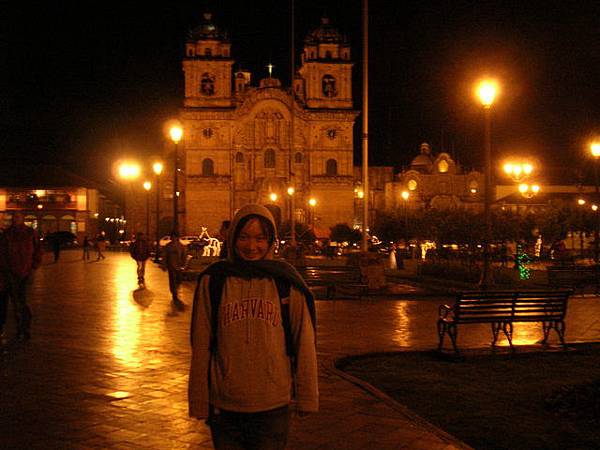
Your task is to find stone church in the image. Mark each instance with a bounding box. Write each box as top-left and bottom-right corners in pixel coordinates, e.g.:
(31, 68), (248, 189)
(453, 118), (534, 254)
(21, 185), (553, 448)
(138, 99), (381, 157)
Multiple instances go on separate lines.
(177, 13), (358, 235)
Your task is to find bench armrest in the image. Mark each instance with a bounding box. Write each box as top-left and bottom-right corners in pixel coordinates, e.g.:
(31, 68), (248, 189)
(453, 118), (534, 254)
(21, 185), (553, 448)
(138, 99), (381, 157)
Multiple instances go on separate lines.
(438, 304), (453, 319)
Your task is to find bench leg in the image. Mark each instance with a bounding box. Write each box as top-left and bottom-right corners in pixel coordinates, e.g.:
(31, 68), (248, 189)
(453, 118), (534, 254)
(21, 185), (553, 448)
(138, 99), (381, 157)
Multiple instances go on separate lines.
(502, 322), (514, 349)
(542, 320), (567, 347)
(491, 322), (501, 347)
(437, 320), (445, 351)
(326, 285), (335, 299)
(447, 324), (458, 354)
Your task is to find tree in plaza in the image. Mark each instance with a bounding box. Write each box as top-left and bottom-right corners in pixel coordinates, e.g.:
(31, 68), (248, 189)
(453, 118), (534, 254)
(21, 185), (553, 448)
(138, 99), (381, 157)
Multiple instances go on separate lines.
(280, 221), (315, 246)
(372, 211), (405, 243)
(330, 223), (361, 244)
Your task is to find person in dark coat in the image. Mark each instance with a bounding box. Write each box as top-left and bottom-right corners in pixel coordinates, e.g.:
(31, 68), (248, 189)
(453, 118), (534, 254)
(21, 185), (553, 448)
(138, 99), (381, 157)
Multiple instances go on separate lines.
(1, 213), (43, 340)
(130, 232), (151, 286)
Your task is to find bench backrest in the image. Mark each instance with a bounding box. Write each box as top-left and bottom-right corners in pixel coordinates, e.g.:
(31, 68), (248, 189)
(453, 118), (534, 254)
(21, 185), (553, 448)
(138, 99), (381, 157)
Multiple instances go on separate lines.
(454, 290), (571, 323)
(299, 266), (362, 281)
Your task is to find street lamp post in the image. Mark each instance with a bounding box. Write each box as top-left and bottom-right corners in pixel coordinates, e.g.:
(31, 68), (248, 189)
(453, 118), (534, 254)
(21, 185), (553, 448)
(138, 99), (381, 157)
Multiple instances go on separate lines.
(143, 181), (151, 239)
(169, 125), (183, 233)
(287, 186), (296, 247)
(476, 79), (498, 289)
(153, 162), (163, 262)
(308, 198), (317, 232)
(590, 142), (600, 263)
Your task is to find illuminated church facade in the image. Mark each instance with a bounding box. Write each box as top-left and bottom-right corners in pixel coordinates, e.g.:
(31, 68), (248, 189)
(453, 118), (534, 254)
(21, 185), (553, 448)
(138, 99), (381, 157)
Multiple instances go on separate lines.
(176, 13), (358, 234)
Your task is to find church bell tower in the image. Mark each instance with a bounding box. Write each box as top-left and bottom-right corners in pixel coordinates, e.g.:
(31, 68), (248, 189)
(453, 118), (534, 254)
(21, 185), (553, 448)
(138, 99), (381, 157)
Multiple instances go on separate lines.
(182, 13), (234, 108)
(298, 17), (353, 109)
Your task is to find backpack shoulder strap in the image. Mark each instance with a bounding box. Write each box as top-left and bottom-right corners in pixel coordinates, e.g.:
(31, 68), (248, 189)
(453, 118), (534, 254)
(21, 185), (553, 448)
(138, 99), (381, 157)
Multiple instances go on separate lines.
(274, 277), (293, 358)
(208, 272), (226, 353)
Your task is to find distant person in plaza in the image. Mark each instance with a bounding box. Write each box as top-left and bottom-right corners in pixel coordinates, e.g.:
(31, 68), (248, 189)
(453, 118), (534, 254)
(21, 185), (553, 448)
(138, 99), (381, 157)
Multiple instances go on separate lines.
(0, 213), (43, 340)
(218, 220), (231, 259)
(52, 236), (61, 263)
(95, 232), (106, 260)
(163, 230), (186, 310)
(82, 235), (91, 260)
(130, 232), (151, 286)
(189, 204), (318, 450)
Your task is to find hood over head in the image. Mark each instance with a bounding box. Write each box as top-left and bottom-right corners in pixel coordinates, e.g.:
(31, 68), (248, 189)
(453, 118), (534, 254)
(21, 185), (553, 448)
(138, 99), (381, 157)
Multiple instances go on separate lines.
(227, 204), (278, 262)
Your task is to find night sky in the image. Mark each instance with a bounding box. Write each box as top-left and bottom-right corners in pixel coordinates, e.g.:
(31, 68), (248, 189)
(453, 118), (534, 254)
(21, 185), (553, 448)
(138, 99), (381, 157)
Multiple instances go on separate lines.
(3, 0), (599, 184)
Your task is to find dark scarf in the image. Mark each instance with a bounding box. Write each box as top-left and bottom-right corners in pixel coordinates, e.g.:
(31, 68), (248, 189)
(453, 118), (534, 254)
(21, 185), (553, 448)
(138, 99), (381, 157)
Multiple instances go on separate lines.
(195, 259), (316, 331)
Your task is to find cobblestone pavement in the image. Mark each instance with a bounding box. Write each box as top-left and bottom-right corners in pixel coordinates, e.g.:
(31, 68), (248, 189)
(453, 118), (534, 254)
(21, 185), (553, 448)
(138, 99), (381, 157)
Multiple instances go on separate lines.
(2, 250), (600, 449)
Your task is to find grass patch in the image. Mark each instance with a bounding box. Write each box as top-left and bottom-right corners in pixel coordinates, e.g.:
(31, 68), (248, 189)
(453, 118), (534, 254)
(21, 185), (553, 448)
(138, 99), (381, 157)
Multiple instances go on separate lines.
(337, 344), (600, 450)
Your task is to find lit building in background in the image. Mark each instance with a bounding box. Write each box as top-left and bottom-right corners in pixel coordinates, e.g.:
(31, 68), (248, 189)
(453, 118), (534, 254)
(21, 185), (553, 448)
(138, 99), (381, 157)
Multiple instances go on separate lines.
(176, 13), (358, 234)
(0, 164), (122, 240)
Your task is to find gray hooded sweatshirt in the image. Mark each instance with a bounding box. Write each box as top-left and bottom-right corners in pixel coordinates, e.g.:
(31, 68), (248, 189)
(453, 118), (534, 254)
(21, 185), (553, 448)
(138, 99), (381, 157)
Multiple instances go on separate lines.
(189, 204), (318, 418)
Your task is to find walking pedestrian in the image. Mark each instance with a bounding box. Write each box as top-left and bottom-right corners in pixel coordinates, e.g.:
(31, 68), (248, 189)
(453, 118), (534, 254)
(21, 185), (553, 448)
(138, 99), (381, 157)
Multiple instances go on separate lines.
(0, 213), (43, 340)
(95, 232), (106, 260)
(52, 236), (61, 263)
(82, 235), (91, 260)
(130, 232), (151, 286)
(163, 231), (186, 310)
(188, 204), (318, 450)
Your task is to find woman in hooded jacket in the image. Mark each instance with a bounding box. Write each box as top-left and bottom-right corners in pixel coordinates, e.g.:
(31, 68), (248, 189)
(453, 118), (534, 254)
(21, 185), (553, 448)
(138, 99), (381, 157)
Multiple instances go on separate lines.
(189, 204), (318, 449)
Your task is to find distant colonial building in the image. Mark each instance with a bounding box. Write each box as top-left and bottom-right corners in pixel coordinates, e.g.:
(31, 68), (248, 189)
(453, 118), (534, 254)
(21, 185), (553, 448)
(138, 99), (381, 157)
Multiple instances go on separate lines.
(174, 13), (358, 234)
(0, 164), (122, 241)
(386, 143), (484, 212)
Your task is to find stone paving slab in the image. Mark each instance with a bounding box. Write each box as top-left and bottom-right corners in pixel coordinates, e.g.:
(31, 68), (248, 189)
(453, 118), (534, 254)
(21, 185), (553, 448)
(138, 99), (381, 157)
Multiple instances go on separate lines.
(2, 250), (600, 449)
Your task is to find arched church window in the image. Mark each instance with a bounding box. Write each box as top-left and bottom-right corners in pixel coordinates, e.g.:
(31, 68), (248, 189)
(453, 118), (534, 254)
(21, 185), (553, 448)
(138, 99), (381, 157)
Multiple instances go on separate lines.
(322, 75), (337, 98)
(264, 149), (276, 168)
(438, 160), (449, 173)
(202, 158), (215, 176)
(294, 152), (303, 163)
(200, 73), (215, 96)
(408, 179), (418, 191)
(235, 152), (244, 163)
(326, 159), (338, 176)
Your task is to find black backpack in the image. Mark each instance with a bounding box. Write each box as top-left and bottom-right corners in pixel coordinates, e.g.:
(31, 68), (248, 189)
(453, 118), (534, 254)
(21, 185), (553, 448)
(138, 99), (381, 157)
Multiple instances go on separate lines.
(207, 273), (294, 357)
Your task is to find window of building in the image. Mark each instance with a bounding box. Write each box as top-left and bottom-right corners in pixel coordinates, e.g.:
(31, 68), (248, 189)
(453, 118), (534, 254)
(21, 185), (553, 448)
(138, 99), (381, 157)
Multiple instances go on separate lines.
(438, 160), (449, 173)
(204, 48), (212, 56)
(325, 50), (332, 59)
(200, 73), (215, 96)
(235, 152), (244, 163)
(326, 159), (338, 176)
(294, 152), (303, 163)
(202, 158), (215, 176)
(408, 179), (418, 191)
(264, 149), (276, 168)
(322, 75), (337, 98)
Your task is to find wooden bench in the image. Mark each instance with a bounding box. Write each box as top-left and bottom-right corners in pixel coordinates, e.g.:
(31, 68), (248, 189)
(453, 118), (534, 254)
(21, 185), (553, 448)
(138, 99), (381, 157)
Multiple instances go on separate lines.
(547, 265), (599, 295)
(298, 265), (368, 299)
(437, 289), (572, 353)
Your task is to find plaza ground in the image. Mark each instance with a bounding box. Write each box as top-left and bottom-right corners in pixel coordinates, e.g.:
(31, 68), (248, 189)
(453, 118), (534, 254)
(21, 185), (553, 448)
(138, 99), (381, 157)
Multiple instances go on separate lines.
(2, 249), (600, 449)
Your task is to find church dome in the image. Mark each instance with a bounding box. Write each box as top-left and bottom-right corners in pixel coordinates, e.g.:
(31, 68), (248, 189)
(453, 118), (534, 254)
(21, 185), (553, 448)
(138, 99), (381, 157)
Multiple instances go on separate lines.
(410, 154), (433, 169)
(188, 12), (229, 42)
(304, 17), (348, 45)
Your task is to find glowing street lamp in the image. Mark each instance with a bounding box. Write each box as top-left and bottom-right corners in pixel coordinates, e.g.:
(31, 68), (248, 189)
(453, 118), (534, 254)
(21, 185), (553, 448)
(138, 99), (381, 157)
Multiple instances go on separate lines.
(503, 162), (533, 182)
(518, 183), (540, 198)
(118, 161), (141, 181)
(269, 192), (278, 202)
(476, 78), (499, 288)
(169, 123), (183, 233)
